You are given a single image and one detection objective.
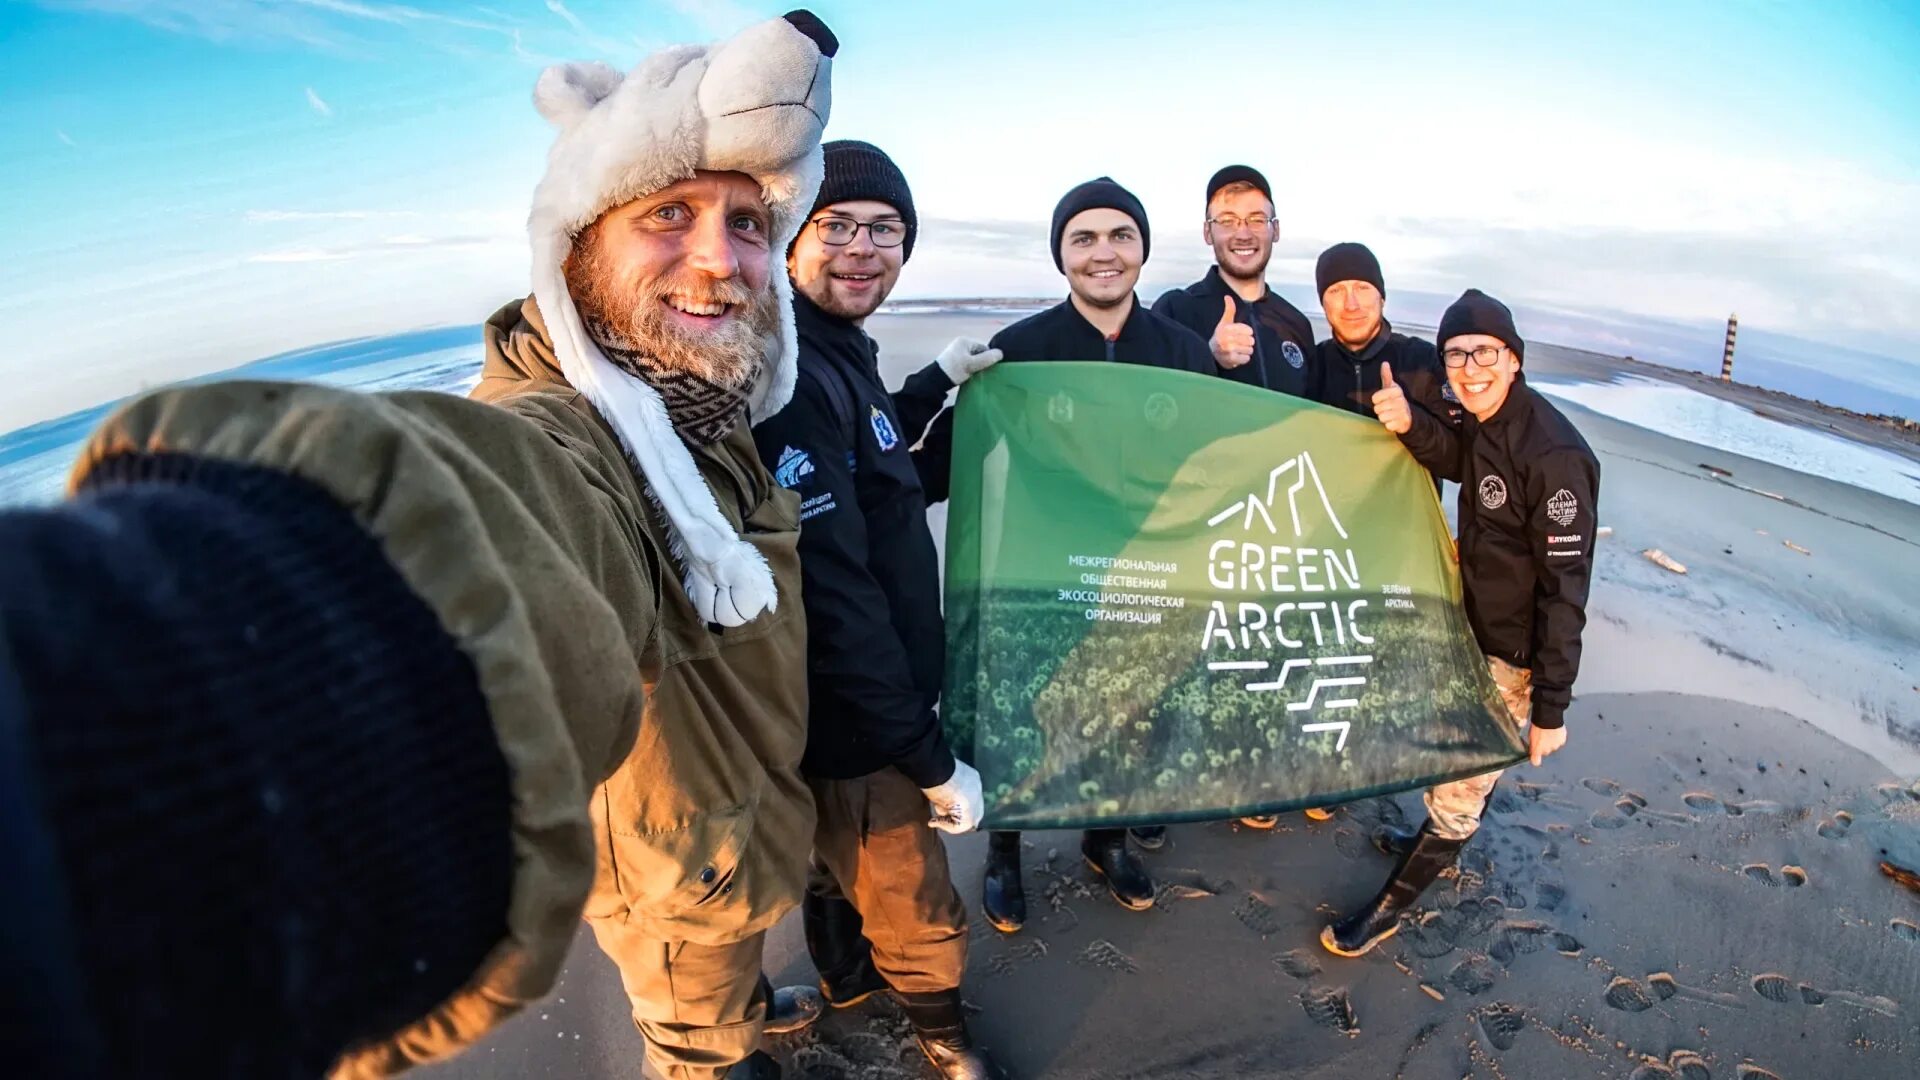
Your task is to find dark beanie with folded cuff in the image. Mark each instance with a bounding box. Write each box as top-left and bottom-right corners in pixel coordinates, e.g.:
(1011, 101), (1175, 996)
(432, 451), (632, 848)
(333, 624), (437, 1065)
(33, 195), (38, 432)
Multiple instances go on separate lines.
(1437, 288), (1526, 366)
(1315, 242), (1385, 299)
(807, 139), (918, 261)
(1050, 176), (1150, 272)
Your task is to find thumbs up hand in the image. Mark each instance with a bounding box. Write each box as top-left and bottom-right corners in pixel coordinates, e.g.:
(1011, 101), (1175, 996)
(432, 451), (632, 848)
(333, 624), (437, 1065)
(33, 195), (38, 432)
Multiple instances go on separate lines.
(1210, 294), (1256, 370)
(1370, 361), (1412, 434)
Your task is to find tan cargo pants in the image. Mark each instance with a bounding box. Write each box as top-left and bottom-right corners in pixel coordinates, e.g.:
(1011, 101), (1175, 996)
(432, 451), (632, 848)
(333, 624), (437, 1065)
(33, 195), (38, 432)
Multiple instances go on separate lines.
(808, 767), (969, 993)
(584, 918), (767, 1079)
(1424, 655), (1533, 841)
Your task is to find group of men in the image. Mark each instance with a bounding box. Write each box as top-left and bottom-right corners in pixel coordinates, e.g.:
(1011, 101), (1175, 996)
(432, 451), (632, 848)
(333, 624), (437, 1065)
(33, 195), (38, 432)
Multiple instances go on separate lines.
(0, 12), (1598, 1080)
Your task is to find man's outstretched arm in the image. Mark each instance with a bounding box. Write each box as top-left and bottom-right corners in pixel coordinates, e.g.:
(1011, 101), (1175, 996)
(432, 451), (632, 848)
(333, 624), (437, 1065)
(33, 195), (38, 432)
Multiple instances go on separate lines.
(1, 379), (664, 1077)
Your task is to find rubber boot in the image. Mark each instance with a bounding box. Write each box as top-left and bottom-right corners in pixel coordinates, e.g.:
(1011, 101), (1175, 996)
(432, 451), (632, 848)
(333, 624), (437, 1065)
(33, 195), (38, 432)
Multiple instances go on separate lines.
(1372, 821), (1420, 858)
(1082, 828), (1154, 911)
(982, 830), (1026, 934)
(802, 892), (888, 1007)
(758, 973), (824, 1036)
(723, 1050), (782, 1079)
(1128, 825), (1166, 850)
(895, 989), (1008, 1080)
(1320, 821), (1468, 957)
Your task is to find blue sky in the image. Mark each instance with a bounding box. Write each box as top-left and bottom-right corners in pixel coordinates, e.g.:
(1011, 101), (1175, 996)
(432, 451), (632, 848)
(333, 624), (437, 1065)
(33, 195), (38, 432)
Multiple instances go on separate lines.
(3, 0), (1918, 430)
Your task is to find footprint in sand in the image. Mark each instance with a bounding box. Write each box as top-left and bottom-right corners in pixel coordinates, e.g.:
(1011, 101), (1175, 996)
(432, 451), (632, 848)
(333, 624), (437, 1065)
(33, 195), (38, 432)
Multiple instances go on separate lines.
(1630, 1066), (1676, 1080)
(1736, 1066), (1784, 1080)
(1604, 976), (1656, 1012)
(1647, 973), (1679, 1001)
(1232, 894), (1281, 937)
(1074, 939), (1138, 975)
(1449, 955), (1498, 995)
(1742, 864), (1809, 887)
(1476, 1003), (1525, 1051)
(1332, 827), (1369, 860)
(1752, 974), (1795, 1003)
(1582, 777), (1623, 796)
(1668, 1052), (1712, 1080)
(1275, 949), (1322, 980)
(1892, 919), (1920, 943)
(1553, 932), (1585, 957)
(1817, 810), (1854, 840)
(1589, 810), (1630, 830)
(1299, 985), (1359, 1036)
(1536, 881), (1567, 912)
(1489, 921), (1553, 965)
(1683, 792), (1725, 814)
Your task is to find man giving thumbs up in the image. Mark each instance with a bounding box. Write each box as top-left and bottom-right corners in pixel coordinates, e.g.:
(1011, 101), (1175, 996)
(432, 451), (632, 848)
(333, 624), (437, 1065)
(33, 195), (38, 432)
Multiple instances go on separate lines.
(1153, 165), (1315, 397)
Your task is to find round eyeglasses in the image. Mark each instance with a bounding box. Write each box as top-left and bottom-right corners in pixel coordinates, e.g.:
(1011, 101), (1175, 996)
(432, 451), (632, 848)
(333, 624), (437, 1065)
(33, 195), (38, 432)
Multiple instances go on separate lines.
(810, 215), (907, 248)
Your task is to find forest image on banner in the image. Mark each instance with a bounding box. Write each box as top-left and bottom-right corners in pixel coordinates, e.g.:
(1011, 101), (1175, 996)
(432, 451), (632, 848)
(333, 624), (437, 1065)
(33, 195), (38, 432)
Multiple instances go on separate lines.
(941, 362), (1527, 830)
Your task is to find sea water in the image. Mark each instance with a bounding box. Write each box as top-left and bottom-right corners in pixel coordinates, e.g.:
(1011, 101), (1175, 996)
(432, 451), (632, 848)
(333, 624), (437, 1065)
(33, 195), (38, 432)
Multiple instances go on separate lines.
(1534, 374), (1920, 507)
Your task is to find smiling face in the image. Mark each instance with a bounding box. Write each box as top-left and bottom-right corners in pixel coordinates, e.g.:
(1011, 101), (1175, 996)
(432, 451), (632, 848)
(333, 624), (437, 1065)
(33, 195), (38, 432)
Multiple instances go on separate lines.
(1060, 207), (1143, 309)
(1443, 331), (1522, 420)
(564, 169), (778, 389)
(787, 198), (905, 323)
(1322, 279), (1385, 352)
(1204, 182), (1275, 282)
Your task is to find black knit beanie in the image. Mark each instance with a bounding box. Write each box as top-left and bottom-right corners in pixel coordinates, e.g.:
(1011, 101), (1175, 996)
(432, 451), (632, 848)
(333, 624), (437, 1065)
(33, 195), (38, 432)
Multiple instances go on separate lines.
(1050, 176), (1149, 272)
(1437, 288), (1525, 365)
(1315, 242), (1385, 298)
(807, 139), (917, 261)
(1206, 164), (1271, 204)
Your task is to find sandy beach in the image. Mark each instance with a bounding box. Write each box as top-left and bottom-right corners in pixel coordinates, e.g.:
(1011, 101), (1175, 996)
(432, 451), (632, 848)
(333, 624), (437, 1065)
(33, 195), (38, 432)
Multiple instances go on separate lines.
(422, 311), (1920, 1080)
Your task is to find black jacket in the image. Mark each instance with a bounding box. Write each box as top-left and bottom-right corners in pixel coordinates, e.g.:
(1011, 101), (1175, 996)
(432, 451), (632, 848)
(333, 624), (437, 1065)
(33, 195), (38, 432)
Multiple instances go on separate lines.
(917, 295), (1213, 502)
(751, 292), (957, 787)
(1152, 267), (1316, 398)
(1313, 320), (1459, 426)
(1397, 375), (1600, 730)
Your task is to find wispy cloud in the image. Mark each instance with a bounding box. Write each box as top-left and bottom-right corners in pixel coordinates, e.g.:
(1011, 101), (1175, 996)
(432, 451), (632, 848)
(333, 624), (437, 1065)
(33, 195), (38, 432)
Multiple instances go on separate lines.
(37, 0), (511, 50)
(245, 233), (508, 264)
(304, 86), (333, 116)
(245, 208), (418, 223)
(55, 130), (77, 147)
(544, 0), (586, 35)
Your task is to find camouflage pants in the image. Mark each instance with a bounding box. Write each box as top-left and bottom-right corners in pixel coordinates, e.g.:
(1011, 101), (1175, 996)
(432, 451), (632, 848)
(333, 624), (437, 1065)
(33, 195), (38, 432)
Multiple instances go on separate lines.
(1423, 655), (1532, 841)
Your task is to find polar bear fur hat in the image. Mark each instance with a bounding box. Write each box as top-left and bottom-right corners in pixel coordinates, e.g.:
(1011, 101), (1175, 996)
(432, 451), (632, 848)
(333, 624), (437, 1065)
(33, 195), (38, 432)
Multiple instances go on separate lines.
(528, 11), (835, 626)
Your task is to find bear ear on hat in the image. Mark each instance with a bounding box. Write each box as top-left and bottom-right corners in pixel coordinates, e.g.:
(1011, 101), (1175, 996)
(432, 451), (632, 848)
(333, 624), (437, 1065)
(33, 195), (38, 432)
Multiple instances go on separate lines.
(534, 61), (625, 129)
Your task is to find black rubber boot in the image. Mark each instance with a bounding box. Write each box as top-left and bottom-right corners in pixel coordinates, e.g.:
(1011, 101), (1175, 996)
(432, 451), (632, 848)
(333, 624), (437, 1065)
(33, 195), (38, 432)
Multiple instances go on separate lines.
(758, 973), (824, 1036)
(1321, 821), (1468, 957)
(724, 1050), (782, 1079)
(1372, 821), (1420, 858)
(1129, 825), (1166, 850)
(802, 892), (888, 1007)
(1082, 828), (1154, 911)
(895, 989), (1008, 1080)
(982, 831), (1027, 934)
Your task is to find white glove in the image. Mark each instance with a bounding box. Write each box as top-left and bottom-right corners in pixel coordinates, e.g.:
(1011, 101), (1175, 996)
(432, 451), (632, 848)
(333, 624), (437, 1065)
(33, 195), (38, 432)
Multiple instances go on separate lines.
(935, 337), (1003, 386)
(923, 759), (984, 834)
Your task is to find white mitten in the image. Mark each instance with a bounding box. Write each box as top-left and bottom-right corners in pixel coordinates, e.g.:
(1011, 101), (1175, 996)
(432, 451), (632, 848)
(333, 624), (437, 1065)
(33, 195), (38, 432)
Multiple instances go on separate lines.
(935, 337), (1003, 386)
(923, 759), (984, 834)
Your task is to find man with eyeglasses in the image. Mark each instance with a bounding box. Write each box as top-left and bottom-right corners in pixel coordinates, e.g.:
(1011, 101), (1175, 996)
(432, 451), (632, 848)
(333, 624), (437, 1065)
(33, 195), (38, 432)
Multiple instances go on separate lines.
(1322, 289), (1599, 959)
(1143, 164), (1322, 840)
(752, 139), (1006, 1080)
(1152, 165), (1316, 399)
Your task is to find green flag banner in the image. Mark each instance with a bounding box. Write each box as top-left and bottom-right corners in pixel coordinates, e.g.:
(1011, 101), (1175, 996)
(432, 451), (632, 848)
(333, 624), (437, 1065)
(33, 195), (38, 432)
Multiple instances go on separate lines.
(942, 362), (1526, 830)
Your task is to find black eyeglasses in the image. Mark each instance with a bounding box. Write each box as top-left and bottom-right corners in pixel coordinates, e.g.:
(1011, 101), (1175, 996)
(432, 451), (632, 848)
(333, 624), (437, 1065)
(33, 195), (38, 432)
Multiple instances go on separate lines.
(1442, 345), (1509, 369)
(810, 215), (907, 248)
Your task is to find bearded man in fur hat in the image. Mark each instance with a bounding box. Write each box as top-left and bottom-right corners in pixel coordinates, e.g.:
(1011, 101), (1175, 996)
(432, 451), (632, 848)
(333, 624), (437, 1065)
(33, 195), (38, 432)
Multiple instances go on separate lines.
(0, 12), (846, 1080)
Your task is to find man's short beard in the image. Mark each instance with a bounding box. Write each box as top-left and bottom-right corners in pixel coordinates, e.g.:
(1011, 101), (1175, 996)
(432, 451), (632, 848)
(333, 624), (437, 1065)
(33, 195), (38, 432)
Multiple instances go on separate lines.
(1216, 244), (1271, 282)
(565, 223), (778, 390)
